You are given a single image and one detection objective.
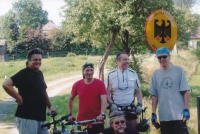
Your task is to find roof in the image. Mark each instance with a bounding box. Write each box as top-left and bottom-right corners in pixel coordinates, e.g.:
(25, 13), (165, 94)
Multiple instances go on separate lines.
(42, 21), (58, 31)
(190, 26), (200, 39)
(0, 39), (6, 46)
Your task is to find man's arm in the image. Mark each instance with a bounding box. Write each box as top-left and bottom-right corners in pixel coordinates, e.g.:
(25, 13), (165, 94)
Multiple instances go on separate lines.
(135, 88), (143, 103)
(45, 91), (51, 109)
(152, 95), (158, 113)
(2, 78), (23, 105)
(106, 89), (113, 104)
(68, 94), (76, 121)
(45, 91), (58, 114)
(96, 95), (107, 121)
(68, 94), (75, 114)
(100, 95), (107, 113)
(183, 91), (190, 109)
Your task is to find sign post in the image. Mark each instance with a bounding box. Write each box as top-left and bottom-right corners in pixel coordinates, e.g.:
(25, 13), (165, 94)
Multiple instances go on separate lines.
(197, 96), (200, 134)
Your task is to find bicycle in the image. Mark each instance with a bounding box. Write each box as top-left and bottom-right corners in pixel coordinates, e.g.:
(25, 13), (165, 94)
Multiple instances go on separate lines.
(41, 112), (71, 134)
(42, 113), (103, 134)
(65, 119), (103, 134)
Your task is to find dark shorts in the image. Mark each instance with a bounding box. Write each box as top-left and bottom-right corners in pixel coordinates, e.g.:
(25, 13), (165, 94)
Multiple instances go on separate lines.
(125, 112), (138, 120)
(160, 120), (189, 134)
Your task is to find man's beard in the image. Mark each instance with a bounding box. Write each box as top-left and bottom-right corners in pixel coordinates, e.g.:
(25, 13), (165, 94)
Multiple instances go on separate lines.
(116, 126), (126, 134)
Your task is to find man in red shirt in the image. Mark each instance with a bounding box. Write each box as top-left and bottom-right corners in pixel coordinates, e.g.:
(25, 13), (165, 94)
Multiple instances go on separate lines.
(68, 62), (107, 134)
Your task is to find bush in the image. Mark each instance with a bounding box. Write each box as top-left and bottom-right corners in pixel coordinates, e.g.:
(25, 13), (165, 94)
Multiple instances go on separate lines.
(195, 48), (200, 60)
(67, 52), (76, 57)
(77, 56), (88, 60)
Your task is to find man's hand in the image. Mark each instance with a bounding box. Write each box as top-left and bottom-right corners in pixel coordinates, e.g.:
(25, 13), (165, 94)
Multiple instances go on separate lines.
(15, 94), (23, 105)
(110, 103), (118, 112)
(48, 106), (58, 115)
(97, 113), (106, 121)
(135, 102), (142, 114)
(151, 113), (157, 123)
(68, 115), (76, 121)
(182, 109), (190, 122)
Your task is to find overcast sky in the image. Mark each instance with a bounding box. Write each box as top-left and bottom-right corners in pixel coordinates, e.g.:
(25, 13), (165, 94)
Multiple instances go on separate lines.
(0, 0), (199, 26)
(0, 0), (65, 26)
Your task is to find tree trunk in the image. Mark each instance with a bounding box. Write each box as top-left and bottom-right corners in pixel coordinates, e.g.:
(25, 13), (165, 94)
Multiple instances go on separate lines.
(98, 28), (120, 81)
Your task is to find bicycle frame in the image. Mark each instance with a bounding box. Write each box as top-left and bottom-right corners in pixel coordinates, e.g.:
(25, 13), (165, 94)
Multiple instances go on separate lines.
(41, 113), (71, 134)
(65, 119), (103, 134)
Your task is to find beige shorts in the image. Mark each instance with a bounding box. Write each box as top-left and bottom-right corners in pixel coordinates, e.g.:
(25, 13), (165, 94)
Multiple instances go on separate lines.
(15, 117), (49, 134)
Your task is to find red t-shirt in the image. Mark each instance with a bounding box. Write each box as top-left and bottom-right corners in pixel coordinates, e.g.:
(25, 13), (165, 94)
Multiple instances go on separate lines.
(71, 78), (107, 121)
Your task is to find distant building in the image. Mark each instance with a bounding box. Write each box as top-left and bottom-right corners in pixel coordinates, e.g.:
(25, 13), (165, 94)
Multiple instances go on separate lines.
(188, 26), (200, 49)
(41, 20), (58, 37)
(0, 39), (8, 62)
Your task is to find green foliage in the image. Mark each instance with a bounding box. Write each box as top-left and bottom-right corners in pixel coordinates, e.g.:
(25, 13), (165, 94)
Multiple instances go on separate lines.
(12, 0), (48, 29)
(106, 56), (117, 70)
(62, 0), (174, 54)
(129, 54), (143, 81)
(67, 52), (77, 57)
(195, 48), (200, 60)
(173, 9), (200, 48)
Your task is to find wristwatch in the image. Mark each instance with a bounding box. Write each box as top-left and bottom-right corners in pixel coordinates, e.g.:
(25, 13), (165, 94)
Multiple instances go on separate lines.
(101, 112), (106, 119)
(101, 112), (105, 115)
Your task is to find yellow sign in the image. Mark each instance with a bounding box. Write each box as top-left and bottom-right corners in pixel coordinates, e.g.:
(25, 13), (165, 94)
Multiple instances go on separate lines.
(145, 9), (178, 52)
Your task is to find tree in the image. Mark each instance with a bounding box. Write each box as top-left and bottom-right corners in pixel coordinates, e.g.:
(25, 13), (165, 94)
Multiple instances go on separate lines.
(48, 28), (73, 51)
(62, 0), (174, 80)
(0, 10), (19, 52)
(173, 9), (200, 48)
(12, 0), (48, 29)
(16, 26), (51, 53)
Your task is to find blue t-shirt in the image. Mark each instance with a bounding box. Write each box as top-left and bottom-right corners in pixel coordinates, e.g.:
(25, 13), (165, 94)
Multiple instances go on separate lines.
(149, 65), (190, 121)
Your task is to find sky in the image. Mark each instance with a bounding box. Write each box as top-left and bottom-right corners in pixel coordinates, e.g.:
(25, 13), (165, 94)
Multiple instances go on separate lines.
(0, 0), (199, 26)
(0, 0), (65, 26)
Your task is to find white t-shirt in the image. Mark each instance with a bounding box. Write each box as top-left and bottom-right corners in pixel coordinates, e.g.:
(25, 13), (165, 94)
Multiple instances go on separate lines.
(105, 68), (141, 106)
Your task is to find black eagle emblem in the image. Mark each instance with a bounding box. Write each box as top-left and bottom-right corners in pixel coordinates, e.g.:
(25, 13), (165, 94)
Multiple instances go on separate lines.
(154, 19), (171, 44)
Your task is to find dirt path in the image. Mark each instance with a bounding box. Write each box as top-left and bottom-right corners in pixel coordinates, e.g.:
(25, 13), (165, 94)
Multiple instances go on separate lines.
(0, 73), (90, 134)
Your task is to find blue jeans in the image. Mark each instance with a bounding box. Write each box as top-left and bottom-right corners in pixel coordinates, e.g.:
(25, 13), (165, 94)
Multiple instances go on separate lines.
(15, 117), (49, 134)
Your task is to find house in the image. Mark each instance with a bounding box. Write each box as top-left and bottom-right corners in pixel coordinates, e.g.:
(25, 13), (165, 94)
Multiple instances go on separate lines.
(41, 20), (58, 36)
(188, 26), (200, 49)
(0, 39), (8, 62)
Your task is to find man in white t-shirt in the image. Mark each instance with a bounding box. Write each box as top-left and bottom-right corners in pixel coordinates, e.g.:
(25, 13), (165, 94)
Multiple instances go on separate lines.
(105, 52), (143, 134)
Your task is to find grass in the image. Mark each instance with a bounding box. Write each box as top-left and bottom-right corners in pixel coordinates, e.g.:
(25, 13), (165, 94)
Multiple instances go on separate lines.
(1, 49), (200, 134)
(0, 55), (101, 101)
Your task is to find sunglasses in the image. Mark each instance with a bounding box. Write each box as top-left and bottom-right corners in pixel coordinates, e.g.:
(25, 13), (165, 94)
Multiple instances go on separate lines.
(27, 48), (42, 58)
(114, 120), (125, 125)
(157, 55), (168, 59)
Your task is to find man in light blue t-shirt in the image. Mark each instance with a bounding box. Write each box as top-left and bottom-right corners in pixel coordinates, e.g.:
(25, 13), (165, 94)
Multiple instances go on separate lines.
(149, 47), (190, 134)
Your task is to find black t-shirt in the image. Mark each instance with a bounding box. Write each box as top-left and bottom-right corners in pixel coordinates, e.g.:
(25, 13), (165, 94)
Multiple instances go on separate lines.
(101, 127), (137, 134)
(11, 67), (47, 121)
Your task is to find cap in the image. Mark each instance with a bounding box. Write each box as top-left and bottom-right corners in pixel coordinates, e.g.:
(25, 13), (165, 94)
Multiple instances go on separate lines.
(109, 111), (125, 121)
(82, 62), (94, 70)
(156, 47), (170, 57)
(27, 48), (42, 58)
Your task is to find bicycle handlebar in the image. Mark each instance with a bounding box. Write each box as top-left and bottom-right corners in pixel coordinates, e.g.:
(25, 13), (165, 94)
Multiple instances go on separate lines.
(65, 119), (103, 126)
(41, 114), (71, 129)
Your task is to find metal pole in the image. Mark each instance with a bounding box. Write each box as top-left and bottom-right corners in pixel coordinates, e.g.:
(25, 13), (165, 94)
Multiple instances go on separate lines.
(197, 96), (200, 134)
